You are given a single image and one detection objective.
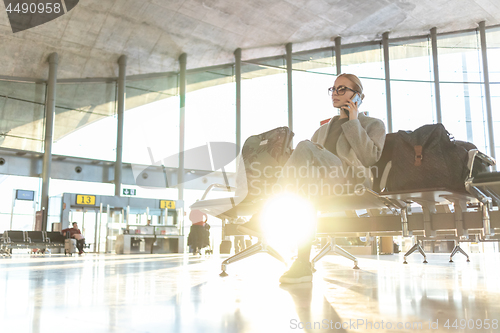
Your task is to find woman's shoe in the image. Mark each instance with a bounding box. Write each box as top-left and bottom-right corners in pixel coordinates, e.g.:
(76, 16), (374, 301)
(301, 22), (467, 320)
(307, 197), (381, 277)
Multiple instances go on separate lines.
(279, 259), (313, 284)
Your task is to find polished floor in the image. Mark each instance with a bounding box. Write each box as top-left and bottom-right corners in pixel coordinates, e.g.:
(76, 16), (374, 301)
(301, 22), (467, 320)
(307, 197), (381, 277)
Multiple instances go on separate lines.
(1, 250), (500, 333)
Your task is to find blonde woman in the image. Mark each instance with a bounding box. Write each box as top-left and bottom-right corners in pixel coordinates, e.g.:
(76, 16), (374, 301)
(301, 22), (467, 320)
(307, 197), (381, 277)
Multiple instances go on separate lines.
(240, 74), (386, 284)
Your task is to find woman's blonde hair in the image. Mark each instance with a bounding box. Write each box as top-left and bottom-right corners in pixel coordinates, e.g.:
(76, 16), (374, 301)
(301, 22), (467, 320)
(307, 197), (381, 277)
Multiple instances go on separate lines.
(337, 73), (365, 100)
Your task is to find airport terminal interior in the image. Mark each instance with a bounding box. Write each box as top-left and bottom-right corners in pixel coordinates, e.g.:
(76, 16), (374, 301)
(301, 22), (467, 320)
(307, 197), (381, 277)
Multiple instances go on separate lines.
(1, 0), (500, 332)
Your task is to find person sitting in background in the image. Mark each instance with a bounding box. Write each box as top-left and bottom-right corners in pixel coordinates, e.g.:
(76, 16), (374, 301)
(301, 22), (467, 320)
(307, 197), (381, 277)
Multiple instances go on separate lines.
(62, 222), (85, 255)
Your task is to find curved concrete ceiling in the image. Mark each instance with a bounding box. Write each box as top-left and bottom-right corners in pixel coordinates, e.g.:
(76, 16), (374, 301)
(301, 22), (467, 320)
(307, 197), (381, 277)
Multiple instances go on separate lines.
(0, 0), (499, 79)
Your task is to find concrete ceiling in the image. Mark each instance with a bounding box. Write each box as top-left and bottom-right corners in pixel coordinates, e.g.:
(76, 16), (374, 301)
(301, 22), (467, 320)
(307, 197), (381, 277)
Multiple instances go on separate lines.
(1, 0), (500, 79)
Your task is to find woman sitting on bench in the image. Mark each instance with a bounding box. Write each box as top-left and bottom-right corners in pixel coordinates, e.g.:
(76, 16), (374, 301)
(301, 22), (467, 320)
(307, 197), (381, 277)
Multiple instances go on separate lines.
(238, 73), (386, 284)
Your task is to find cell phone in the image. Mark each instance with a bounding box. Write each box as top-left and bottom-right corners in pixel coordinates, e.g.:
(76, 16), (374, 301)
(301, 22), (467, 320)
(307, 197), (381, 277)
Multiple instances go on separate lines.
(342, 93), (362, 117)
(351, 93), (362, 107)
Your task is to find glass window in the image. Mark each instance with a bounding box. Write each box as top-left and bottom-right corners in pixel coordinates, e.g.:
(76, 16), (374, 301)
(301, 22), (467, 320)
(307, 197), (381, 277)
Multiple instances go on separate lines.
(52, 82), (117, 161)
(438, 31), (483, 83)
(388, 38), (435, 131)
(492, 83), (500, 159)
(185, 66), (236, 172)
(241, 59), (288, 144)
(486, 26), (500, 158)
(0, 80), (46, 152)
(292, 49), (337, 143)
(292, 49), (336, 74)
(437, 31), (488, 153)
(0, 175), (41, 232)
(48, 194), (63, 231)
(440, 82), (488, 151)
(342, 44), (385, 79)
(486, 26), (500, 82)
(341, 44), (387, 127)
(123, 75), (179, 166)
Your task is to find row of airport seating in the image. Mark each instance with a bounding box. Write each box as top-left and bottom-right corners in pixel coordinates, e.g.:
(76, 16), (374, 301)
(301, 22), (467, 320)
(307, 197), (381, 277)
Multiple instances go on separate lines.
(0, 230), (67, 255)
(191, 143), (500, 276)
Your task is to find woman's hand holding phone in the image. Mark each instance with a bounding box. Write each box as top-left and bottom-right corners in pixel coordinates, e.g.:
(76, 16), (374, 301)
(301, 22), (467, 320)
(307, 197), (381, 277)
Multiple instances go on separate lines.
(342, 93), (362, 120)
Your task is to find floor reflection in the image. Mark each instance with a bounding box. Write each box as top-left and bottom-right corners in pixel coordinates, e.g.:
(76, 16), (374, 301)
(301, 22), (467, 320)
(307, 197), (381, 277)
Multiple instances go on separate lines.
(0, 253), (499, 332)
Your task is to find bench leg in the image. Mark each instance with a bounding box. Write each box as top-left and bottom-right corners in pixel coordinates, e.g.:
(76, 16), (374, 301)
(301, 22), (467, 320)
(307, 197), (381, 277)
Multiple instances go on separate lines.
(220, 241), (285, 277)
(403, 242), (427, 264)
(311, 237), (359, 270)
(333, 245), (360, 269)
(311, 240), (334, 270)
(449, 244), (470, 263)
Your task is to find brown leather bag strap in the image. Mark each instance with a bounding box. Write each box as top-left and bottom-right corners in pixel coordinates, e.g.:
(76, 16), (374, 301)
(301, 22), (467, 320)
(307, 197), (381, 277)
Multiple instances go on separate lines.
(414, 145), (423, 166)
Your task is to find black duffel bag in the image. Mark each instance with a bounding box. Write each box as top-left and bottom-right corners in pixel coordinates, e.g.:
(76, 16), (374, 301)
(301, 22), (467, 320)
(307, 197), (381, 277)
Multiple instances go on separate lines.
(385, 123), (471, 192)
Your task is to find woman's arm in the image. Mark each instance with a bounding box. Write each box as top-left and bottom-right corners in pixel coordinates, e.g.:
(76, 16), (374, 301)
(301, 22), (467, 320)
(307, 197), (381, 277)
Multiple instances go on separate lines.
(341, 118), (386, 167)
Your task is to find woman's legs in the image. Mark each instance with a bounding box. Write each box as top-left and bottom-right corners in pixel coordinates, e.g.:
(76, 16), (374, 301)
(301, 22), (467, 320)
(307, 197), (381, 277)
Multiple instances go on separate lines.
(239, 141), (345, 237)
(277, 140), (346, 198)
(275, 141), (346, 283)
(240, 140), (347, 283)
(298, 240), (313, 261)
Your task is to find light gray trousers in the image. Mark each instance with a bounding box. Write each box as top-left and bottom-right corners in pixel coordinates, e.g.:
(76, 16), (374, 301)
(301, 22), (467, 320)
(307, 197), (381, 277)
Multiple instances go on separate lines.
(275, 140), (352, 199)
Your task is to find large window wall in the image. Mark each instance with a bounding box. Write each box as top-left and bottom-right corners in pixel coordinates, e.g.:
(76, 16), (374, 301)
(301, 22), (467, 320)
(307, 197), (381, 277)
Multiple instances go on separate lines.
(123, 75), (179, 166)
(122, 75), (180, 200)
(437, 31), (489, 154)
(388, 38), (435, 131)
(2, 24), (500, 235)
(53, 82), (117, 160)
(341, 44), (387, 127)
(0, 175), (41, 232)
(241, 58), (288, 142)
(292, 49), (337, 143)
(487, 27), (500, 158)
(185, 66), (236, 172)
(0, 80), (46, 152)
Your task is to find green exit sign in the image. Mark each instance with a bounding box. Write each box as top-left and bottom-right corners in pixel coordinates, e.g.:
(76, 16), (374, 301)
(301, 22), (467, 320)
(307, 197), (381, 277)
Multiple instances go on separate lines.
(123, 189), (136, 196)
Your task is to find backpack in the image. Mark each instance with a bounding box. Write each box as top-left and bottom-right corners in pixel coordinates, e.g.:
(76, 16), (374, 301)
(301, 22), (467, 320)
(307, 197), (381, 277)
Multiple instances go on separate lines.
(384, 123), (470, 192)
(235, 126), (294, 200)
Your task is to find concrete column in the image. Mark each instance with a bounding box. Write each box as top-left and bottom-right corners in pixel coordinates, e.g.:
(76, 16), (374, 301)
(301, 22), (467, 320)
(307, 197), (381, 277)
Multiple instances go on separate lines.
(382, 32), (393, 133)
(479, 21), (496, 162)
(431, 27), (442, 123)
(286, 43), (293, 134)
(41, 52), (58, 231)
(115, 55), (127, 196)
(178, 53), (187, 202)
(334, 37), (342, 75)
(234, 48), (241, 155)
